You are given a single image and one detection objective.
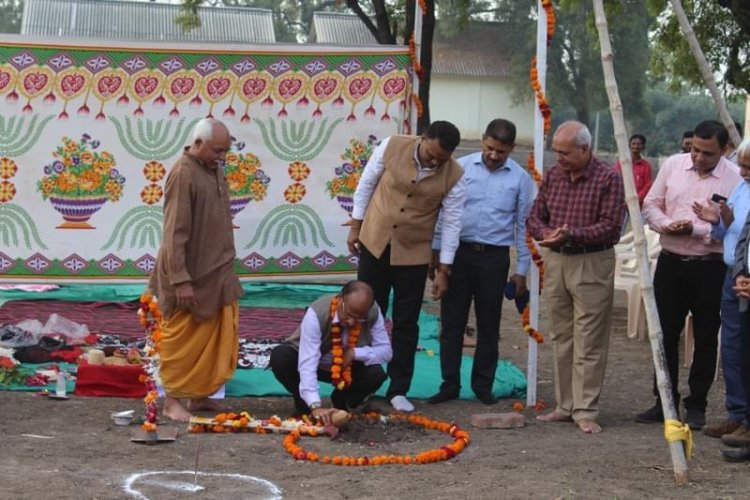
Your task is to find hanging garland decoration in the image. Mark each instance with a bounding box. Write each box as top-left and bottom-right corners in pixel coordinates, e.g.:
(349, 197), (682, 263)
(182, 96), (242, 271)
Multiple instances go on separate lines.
(282, 412), (471, 466)
(520, 1), (557, 346)
(329, 295), (361, 390)
(408, 32), (424, 119)
(137, 293), (163, 433)
(529, 56), (552, 138)
(541, 0), (556, 44)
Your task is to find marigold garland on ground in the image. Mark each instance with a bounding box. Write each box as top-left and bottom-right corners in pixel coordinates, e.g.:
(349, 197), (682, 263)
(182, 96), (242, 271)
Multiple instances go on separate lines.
(283, 412), (471, 466)
(188, 412), (323, 436)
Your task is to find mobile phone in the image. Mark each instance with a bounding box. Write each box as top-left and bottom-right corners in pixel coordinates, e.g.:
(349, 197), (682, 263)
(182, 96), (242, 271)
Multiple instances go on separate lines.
(711, 193), (728, 203)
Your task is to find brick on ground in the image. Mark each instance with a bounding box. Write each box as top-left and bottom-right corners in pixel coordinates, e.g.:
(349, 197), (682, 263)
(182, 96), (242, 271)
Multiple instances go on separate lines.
(471, 412), (525, 429)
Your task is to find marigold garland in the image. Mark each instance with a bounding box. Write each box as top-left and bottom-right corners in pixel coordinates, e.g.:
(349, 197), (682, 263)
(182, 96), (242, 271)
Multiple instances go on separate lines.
(137, 293), (163, 433)
(521, 153), (546, 344)
(187, 412), (324, 435)
(282, 412), (471, 466)
(541, 0), (556, 44)
(529, 57), (552, 138)
(408, 32), (424, 81)
(329, 296), (361, 390)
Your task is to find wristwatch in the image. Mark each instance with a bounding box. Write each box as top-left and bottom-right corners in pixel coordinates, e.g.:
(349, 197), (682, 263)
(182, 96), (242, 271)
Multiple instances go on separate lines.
(309, 402), (321, 411)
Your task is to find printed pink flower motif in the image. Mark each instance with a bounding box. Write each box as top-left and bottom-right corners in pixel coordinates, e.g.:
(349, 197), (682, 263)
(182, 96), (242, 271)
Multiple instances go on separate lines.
(381, 112), (391, 122)
(169, 107), (180, 118)
(296, 95), (309, 108)
(58, 110), (69, 120)
(95, 112), (106, 121)
(190, 95), (202, 107)
(43, 92), (56, 104)
(77, 103), (90, 116)
(261, 96), (273, 108)
(364, 106), (376, 119)
(332, 96), (344, 108)
(153, 95), (166, 107)
(240, 113), (251, 124)
(134, 106), (144, 117)
(346, 113), (356, 122)
(5, 90), (18, 103)
(223, 106), (235, 118)
(277, 108), (288, 119)
(117, 94), (130, 107)
(22, 103), (32, 114)
(312, 108), (322, 119)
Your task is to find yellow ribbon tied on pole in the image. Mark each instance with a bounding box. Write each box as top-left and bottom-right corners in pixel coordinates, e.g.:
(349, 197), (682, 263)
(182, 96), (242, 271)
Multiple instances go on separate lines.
(664, 419), (693, 459)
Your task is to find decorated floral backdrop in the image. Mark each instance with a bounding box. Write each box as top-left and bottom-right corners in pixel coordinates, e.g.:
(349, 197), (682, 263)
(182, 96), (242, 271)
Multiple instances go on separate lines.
(0, 38), (412, 281)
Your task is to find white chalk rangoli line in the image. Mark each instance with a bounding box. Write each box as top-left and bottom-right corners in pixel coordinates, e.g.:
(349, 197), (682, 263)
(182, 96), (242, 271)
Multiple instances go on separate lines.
(123, 471), (282, 500)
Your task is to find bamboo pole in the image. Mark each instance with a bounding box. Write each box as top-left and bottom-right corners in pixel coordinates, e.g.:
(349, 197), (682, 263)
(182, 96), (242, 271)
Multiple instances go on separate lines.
(670, 0), (741, 146)
(592, 0), (690, 485)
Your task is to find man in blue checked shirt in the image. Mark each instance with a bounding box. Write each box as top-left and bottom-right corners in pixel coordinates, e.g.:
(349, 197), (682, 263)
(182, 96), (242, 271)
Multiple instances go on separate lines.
(428, 118), (534, 405)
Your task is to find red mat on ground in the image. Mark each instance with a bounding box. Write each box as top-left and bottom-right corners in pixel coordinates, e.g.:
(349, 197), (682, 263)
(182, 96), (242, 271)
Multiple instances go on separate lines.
(0, 300), (303, 341)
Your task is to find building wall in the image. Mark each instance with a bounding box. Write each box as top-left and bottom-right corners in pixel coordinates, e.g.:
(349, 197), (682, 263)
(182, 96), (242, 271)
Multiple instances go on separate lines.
(430, 75), (535, 144)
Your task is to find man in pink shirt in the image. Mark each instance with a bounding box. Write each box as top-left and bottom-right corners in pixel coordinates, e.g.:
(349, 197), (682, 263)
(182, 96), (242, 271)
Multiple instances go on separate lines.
(638, 120), (742, 430)
(614, 134), (653, 207)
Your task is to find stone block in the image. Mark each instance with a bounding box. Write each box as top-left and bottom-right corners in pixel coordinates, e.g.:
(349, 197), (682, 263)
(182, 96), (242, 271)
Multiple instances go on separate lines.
(471, 412), (525, 429)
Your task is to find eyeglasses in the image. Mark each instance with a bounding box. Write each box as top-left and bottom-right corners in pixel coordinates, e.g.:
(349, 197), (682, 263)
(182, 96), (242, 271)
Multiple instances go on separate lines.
(340, 300), (368, 324)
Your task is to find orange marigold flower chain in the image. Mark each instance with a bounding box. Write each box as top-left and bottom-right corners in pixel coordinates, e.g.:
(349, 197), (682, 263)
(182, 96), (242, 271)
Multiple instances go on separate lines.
(283, 412), (471, 466)
(521, 153), (545, 344)
(137, 293), (163, 433)
(329, 296), (361, 390)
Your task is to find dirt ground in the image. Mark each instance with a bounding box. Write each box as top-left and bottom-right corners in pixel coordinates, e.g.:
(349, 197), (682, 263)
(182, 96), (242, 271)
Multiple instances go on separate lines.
(1, 284), (749, 500)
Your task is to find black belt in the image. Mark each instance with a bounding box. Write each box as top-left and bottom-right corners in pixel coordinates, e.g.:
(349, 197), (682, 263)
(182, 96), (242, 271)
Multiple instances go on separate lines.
(459, 241), (508, 253)
(661, 249), (724, 262)
(549, 244), (611, 255)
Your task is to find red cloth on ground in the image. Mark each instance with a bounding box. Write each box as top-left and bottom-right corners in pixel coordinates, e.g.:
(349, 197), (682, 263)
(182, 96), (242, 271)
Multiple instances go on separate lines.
(50, 347), (83, 363)
(74, 362), (147, 398)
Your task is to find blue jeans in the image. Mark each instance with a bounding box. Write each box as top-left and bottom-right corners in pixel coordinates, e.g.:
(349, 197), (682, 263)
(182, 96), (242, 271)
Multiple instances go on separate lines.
(721, 269), (747, 423)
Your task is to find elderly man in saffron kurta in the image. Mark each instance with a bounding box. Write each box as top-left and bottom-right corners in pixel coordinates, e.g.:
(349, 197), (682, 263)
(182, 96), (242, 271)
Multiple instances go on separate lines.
(148, 118), (243, 422)
(347, 121), (465, 413)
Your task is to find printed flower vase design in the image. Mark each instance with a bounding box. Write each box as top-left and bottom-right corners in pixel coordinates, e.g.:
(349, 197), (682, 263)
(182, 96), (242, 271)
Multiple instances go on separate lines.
(223, 141), (270, 227)
(37, 134), (125, 229)
(326, 135), (378, 215)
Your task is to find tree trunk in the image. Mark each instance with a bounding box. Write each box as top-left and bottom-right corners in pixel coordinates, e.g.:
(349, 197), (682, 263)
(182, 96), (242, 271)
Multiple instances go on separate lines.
(417, 0), (435, 133)
(671, 0), (742, 146)
(347, 0), (434, 134)
(593, 0), (690, 484)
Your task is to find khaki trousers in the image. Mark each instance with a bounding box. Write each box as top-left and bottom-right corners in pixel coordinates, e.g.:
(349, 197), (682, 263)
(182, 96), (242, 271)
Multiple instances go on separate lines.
(544, 248), (615, 421)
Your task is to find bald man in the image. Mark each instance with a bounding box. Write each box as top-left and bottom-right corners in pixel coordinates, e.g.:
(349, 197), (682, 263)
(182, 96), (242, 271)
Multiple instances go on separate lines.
(270, 281), (392, 421)
(148, 118), (243, 422)
(527, 120), (626, 434)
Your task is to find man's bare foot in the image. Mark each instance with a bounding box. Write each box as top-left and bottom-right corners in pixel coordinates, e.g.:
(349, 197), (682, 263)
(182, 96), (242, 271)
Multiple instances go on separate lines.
(163, 396), (192, 422)
(536, 411), (573, 422)
(576, 418), (602, 434)
(187, 398), (231, 412)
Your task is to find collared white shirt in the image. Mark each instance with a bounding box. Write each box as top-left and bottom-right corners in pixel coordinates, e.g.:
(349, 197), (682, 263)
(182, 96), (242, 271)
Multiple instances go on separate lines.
(297, 307), (392, 408)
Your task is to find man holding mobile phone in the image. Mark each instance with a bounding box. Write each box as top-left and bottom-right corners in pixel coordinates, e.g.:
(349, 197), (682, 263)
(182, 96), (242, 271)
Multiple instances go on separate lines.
(638, 120), (742, 430)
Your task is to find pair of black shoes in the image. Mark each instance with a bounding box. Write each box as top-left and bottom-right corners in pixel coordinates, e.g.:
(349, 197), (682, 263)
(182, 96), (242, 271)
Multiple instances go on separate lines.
(634, 403), (705, 430)
(427, 389), (497, 405)
(721, 446), (750, 462)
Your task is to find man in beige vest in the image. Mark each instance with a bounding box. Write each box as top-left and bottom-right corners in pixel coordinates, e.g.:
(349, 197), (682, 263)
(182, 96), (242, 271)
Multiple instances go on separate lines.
(347, 121), (465, 412)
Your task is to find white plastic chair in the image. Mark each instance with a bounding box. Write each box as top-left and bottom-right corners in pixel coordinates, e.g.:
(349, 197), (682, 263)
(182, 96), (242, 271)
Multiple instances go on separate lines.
(613, 227), (660, 340)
